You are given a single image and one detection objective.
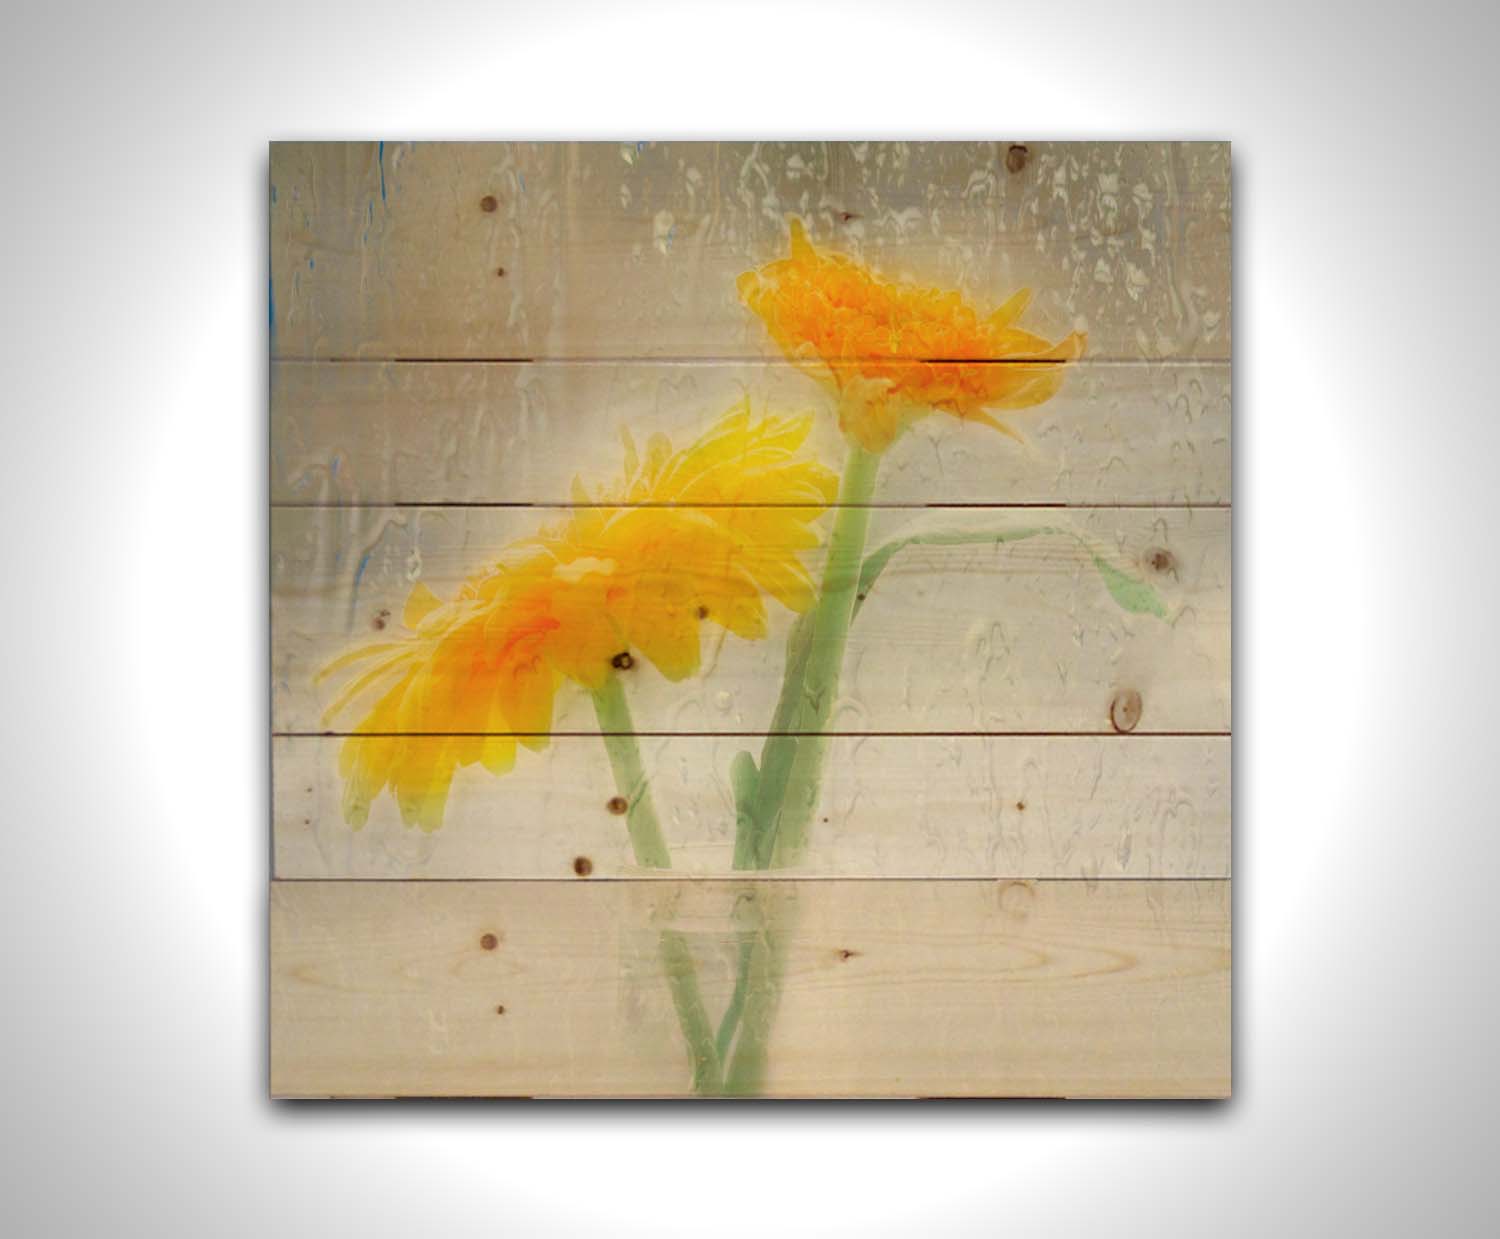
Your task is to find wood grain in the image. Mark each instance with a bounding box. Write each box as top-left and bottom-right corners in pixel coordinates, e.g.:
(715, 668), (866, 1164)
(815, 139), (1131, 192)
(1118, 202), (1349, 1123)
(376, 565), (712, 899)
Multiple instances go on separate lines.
(270, 141), (1229, 362)
(271, 505), (1229, 735)
(267, 140), (1232, 1100)
(270, 878), (1230, 1098)
(274, 734), (1229, 879)
(271, 359), (1231, 508)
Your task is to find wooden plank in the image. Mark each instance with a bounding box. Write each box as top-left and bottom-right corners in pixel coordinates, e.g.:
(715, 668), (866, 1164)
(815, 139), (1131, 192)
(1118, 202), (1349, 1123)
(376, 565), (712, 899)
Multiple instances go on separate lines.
(270, 878), (1230, 1098)
(270, 141), (1229, 362)
(274, 734), (1229, 879)
(270, 506), (1230, 734)
(271, 359), (1231, 508)
(268, 140), (1231, 1101)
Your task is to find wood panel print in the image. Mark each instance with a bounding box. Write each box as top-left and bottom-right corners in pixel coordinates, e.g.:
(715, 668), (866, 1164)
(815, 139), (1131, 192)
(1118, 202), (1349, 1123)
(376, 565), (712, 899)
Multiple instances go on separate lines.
(270, 142), (1231, 1098)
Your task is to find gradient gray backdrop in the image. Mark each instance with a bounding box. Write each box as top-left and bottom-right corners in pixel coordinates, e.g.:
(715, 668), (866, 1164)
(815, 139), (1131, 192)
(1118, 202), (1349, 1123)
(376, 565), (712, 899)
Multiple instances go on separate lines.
(2, 0), (1495, 1233)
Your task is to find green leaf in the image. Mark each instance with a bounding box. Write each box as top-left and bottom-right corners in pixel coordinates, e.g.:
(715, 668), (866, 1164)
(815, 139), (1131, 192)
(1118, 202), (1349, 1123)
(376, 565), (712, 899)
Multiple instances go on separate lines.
(763, 610), (816, 735)
(730, 750), (759, 817)
(853, 521), (1169, 622)
(1090, 553), (1168, 618)
(728, 749), (761, 870)
(854, 526), (1054, 619)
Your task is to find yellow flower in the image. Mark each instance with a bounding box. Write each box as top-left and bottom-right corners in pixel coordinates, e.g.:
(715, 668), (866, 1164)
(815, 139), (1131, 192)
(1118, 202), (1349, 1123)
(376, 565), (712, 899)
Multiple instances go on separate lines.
(319, 402), (836, 831)
(737, 218), (1087, 452)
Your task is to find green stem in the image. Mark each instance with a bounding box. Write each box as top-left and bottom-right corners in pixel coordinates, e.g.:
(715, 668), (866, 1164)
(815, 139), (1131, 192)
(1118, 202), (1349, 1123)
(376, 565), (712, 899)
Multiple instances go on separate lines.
(739, 443), (881, 870)
(658, 930), (723, 1095)
(715, 448), (883, 1088)
(593, 678), (728, 1092)
(714, 936), (756, 1065)
(590, 675), (671, 870)
(721, 895), (794, 1094)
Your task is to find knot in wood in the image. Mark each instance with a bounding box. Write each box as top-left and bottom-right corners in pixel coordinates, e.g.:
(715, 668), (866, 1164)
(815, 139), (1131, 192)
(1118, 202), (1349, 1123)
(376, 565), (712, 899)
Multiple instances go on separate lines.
(1110, 689), (1143, 733)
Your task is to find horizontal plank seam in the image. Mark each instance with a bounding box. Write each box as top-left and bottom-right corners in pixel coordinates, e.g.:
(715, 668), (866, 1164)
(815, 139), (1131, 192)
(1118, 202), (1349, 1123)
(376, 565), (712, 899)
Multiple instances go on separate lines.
(272, 355), (1231, 366)
(270, 501), (1232, 511)
(276, 730), (1231, 739)
(271, 356), (1231, 367)
(268, 876), (1232, 885)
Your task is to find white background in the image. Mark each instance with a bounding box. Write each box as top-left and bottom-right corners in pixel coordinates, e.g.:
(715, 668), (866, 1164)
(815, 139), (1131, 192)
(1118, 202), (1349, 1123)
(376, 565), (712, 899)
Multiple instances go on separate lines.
(2, 0), (1496, 1233)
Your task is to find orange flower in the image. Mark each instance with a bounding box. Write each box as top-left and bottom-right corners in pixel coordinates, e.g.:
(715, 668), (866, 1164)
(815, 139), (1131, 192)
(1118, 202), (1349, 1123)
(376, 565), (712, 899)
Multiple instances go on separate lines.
(737, 218), (1087, 452)
(318, 403), (835, 831)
